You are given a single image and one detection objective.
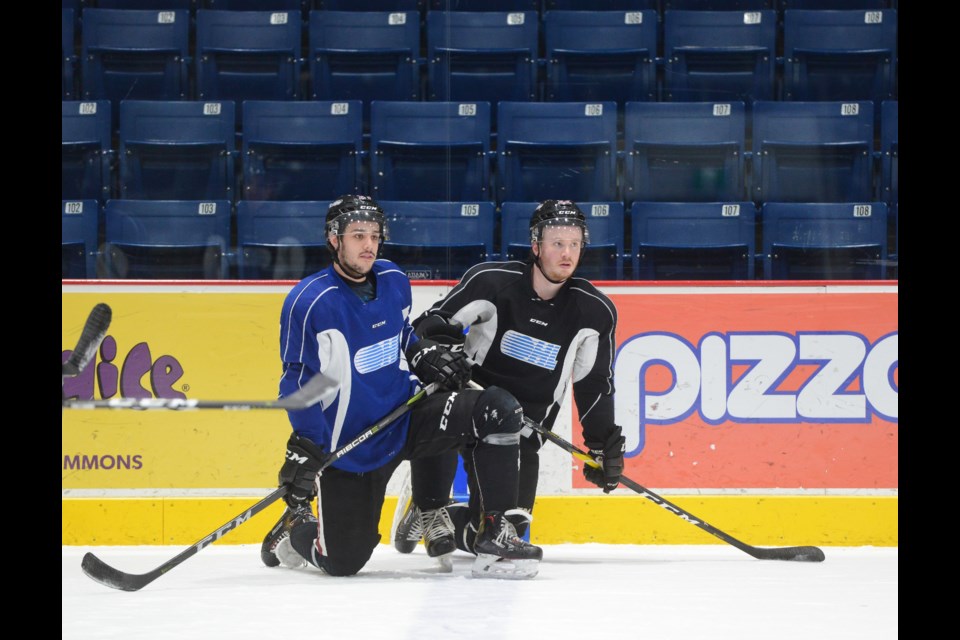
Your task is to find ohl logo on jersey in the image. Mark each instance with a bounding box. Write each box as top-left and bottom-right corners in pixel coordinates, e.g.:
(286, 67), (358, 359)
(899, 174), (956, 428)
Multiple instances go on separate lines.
(61, 334), (186, 401)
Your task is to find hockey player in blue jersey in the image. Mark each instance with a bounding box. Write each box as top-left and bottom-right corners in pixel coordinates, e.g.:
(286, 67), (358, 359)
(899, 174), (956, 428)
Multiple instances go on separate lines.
(260, 195), (542, 579)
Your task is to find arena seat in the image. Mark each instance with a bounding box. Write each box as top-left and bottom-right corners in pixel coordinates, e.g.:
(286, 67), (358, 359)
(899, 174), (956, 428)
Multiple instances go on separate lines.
(104, 199), (232, 279)
(631, 201), (756, 280)
(242, 100), (363, 201)
(118, 100), (236, 201)
(761, 201), (888, 280)
(62, 100), (113, 203)
(497, 101), (619, 204)
(369, 101), (492, 202)
(623, 101), (747, 204)
(379, 200), (496, 280)
(543, 10), (658, 106)
(236, 200), (332, 279)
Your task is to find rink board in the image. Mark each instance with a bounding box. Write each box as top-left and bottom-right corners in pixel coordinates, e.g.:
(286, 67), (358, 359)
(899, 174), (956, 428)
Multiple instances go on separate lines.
(62, 281), (897, 546)
(61, 494), (898, 547)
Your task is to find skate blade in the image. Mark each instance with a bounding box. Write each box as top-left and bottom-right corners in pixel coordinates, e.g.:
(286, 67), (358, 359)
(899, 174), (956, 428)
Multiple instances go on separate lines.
(471, 554), (539, 580)
(274, 537), (308, 570)
(435, 552), (453, 573)
(391, 468), (417, 554)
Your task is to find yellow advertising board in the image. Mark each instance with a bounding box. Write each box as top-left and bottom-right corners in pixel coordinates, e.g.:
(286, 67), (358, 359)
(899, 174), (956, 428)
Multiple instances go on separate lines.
(62, 282), (897, 546)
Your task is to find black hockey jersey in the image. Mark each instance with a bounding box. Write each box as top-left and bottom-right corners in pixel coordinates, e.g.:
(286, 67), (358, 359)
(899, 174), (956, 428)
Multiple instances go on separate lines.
(414, 260), (619, 444)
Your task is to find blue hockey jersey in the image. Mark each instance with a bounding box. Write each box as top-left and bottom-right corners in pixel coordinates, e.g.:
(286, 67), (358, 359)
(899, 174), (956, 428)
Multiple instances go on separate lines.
(278, 260), (421, 473)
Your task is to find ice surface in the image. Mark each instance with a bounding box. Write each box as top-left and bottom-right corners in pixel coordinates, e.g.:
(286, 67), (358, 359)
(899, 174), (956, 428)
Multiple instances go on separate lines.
(63, 543), (897, 640)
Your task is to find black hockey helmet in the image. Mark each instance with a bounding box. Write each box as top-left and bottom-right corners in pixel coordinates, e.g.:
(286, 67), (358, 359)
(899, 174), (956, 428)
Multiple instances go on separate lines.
(325, 194), (388, 242)
(529, 200), (590, 245)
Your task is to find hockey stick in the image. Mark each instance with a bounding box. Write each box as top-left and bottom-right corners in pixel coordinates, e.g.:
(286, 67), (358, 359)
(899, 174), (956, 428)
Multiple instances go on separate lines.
(62, 303), (112, 379)
(81, 382), (441, 591)
(62, 370), (335, 411)
(467, 382), (825, 562)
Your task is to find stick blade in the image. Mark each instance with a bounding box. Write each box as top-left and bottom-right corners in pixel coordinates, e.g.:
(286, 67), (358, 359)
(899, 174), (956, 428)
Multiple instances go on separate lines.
(81, 552), (154, 592)
(754, 545), (826, 562)
(274, 371), (333, 410)
(63, 303), (112, 377)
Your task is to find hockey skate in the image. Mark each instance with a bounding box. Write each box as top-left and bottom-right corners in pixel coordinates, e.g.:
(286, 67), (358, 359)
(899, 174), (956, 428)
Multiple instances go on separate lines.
(471, 509), (542, 580)
(392, 495), (423, 554)
(260, 504), (318, 568)
(391, 468), (458, 568)
(394, 499), (458, 571)
(421, 505), (457, 571)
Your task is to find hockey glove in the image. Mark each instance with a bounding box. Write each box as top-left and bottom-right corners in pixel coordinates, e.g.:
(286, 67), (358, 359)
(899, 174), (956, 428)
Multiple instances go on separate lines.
(414, 315), (466, 350)
(583, 426), (626, 493)
(406, 338), (472, 391)
(278, 432), (328, 508)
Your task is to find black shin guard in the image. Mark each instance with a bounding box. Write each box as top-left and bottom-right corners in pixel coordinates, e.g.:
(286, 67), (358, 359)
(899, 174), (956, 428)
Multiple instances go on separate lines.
(469, 387), (523, 514)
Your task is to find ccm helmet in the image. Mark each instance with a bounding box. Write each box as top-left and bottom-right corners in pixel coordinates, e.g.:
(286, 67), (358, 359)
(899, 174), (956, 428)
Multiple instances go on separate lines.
(325, 194), (388, 241)
(529, 200), (590, 245)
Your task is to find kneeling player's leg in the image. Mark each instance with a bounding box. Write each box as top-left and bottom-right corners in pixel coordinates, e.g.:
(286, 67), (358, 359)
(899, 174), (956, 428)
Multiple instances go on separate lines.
(462, 386), (523, 513)
(287, 464), (394, 576)
(511, 435), (542, 538)
(465, 387), (543, 577)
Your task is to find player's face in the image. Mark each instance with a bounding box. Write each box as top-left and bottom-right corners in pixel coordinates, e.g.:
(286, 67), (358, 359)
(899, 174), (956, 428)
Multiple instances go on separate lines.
(534, 225), (583, 281)
(331, 221), (381, 278)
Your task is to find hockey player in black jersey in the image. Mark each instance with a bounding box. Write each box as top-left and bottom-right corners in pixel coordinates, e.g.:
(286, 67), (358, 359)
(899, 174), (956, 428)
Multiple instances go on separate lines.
(393, 199), (626, 557)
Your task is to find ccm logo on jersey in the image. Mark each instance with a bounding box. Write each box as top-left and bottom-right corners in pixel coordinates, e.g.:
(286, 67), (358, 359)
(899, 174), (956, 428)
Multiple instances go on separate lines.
(372, 320), (386, 329)
(530, 318), (548, 326)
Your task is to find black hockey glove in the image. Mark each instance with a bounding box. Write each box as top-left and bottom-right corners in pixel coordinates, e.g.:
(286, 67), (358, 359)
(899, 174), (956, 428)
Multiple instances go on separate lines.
(414, 315), (466, 351)
(278, 432), (328, 508)
(406, 338), (472, 391)
(583, 426), (626, 493)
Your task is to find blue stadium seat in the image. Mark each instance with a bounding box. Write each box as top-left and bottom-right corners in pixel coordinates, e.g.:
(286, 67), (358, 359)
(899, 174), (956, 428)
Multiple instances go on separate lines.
(497, 101), (620, 204)
(880, 100), (897, 274)
(95, 1), (196, 9)
(778, 2), (887, 14)
(236, 200), (332, 279)
(782, 9), (898, 105)
(426, 11), (539, 110)
(663, 10), (777, 106)
(80, 9), (190, 127)
(623, 101), (747, 204)
(501, 201), (625, 280)
(631, 201), (756, 280)
(62, 200), (101, 279)
(428, 1), (541, 10)
(62, 101), (114, 203)
(369, 101), (492, 201)
(104, 199), (232, 279)
(63, 8), (76, 99)
(204, 1), (303, 10)
(195, 9), (302, 121)
(751, 101), (875, 204)
(761, 202), (888, 280)
(544, 1), (657, 9)
(880, 100), (898, 206)
(663, 1), (771, 9)
(313, 1), (421, 9)
(241, 100), (363, 201)
(543, 10), (658, 105)
(378, 201), (496, 280)
(308, 10), (421, 129)
(118, 100), (236, 201)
